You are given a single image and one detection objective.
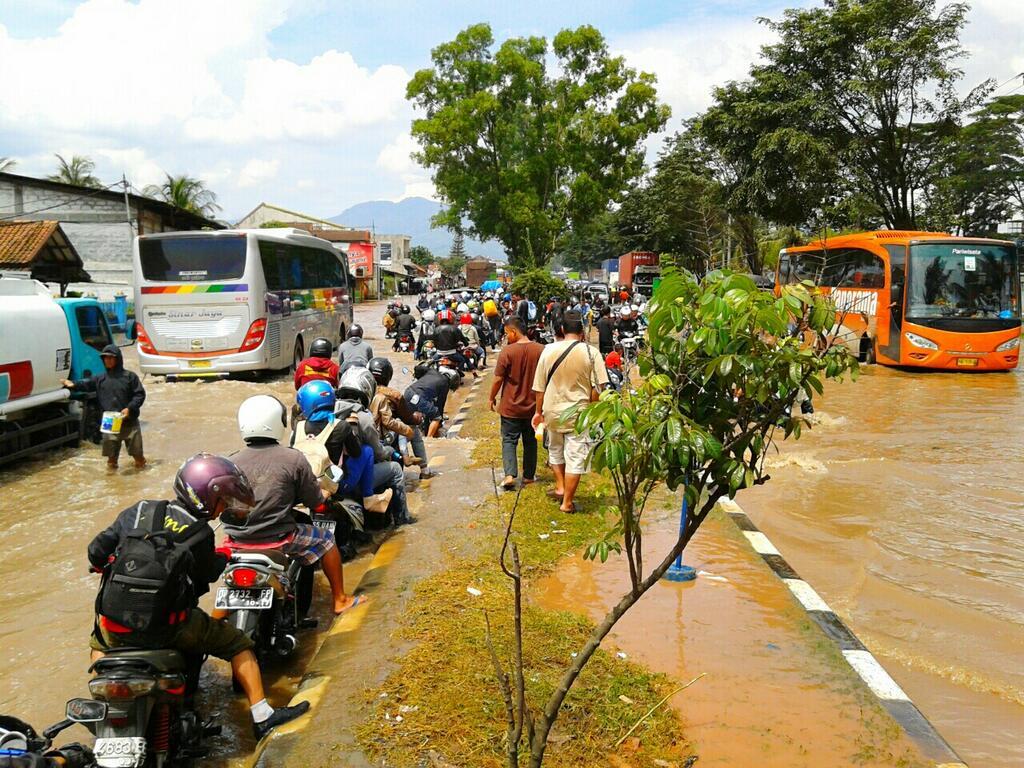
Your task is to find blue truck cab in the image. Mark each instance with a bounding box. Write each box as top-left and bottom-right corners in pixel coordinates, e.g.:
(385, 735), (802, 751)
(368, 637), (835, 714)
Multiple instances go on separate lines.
(56, 298), (117, 381)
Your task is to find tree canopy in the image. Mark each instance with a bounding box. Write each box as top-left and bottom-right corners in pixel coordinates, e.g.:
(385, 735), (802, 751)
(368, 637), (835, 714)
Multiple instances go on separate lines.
(407, 23), (670, 270)
(698, 0), (988, 231)
(409, 245), (434, 267)
(143, 173), (221, 219)
(48, 154), (102, 188)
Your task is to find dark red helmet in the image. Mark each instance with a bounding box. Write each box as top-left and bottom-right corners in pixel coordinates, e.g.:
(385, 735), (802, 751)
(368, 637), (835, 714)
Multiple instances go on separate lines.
(173, 453), (255, 520)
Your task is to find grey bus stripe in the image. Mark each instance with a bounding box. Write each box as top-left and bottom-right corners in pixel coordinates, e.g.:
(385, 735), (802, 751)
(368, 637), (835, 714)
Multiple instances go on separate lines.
(721, 499), (967, 766)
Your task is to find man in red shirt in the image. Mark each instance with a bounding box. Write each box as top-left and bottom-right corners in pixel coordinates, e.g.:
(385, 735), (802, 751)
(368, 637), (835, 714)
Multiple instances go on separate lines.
(604, 342), (624, 371)
(293, 337), (340, 390)
(489, 317), (544, 490)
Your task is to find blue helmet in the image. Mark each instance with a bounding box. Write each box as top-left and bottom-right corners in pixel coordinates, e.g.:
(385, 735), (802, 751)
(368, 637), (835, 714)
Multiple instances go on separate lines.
(296, 380), (336, 422)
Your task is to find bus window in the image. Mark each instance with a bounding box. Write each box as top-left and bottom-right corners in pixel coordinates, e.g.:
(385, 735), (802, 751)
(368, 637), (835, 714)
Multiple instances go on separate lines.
(777, 253), (791, 284)
(259, 242), (287, 291)
(140, 237), (246, 282)
(75, 305), (113, 351)
(792, 251), (825, 283)
(884, 244), (906, 323)
(821, 248), (885, 289)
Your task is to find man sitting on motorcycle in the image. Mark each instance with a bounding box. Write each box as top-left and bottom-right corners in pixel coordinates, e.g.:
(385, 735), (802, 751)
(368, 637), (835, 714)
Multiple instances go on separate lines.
(392, 304), (417, 352)
(459, 313), (486, 368)
(605, 342), (624, 372)
(226, 396), (357, 615)
(293, 337), (339, 390)
(338, 325), (374, 373)
(431, 309), (474, 377)
(368, 357), (437, 480)
(88, 454), (310, 740)
(415, 309), (435, 360)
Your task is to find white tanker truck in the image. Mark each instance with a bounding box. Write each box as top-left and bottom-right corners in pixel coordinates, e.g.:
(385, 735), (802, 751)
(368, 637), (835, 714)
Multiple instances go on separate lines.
(0, 278), (129, 465)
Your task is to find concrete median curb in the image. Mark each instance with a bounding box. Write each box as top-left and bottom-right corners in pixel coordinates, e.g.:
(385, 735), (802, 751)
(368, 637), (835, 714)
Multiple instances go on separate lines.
(720, 497), (968, 768)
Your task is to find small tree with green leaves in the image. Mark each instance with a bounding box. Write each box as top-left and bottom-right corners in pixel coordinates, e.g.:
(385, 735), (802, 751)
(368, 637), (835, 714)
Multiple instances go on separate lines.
(488, 268), (858, 767)
(409, 245), (434, 267)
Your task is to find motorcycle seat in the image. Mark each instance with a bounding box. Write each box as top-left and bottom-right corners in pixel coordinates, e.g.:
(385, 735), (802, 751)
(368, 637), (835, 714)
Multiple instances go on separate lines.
(92, 648), (188, 674)
(224, 538), (291, 568)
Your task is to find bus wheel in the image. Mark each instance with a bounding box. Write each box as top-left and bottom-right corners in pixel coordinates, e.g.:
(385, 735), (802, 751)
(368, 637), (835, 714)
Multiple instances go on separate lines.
(291, 339), (304, 373)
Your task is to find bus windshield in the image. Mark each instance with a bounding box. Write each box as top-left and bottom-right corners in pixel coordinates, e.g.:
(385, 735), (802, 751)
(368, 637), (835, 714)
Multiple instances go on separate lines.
(907, 243), (1019, 320)
(139, 237), (247, 282)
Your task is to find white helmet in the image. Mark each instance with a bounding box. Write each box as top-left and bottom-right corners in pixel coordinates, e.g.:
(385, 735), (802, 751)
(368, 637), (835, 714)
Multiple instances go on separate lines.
(620, 306), (631, 318)
(422, 309), (436, 323)
(639, 302), (648, 314)
(456, 302), (469, 313)
(238, 395), (287, 443)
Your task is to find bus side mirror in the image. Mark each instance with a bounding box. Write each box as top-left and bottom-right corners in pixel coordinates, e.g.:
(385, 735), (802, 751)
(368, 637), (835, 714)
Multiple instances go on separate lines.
(122, 320), (138, 346)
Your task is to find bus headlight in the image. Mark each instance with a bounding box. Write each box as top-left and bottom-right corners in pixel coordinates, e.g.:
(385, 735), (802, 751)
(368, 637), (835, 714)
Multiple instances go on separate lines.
(996, 337), (1020, 352)
(905, 332), (938, 350)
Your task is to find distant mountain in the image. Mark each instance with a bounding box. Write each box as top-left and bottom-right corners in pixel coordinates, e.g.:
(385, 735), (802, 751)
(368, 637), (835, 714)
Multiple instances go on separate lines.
(330, 197), (507, 262)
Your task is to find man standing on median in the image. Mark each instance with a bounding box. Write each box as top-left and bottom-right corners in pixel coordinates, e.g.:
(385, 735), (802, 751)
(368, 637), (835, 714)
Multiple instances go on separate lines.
(531, 310), (608, 514)
(489, 317), (544, 491)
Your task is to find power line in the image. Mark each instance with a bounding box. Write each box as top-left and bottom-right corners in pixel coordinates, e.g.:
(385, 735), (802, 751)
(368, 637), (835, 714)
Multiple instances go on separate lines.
(991, 73), (1024, 95)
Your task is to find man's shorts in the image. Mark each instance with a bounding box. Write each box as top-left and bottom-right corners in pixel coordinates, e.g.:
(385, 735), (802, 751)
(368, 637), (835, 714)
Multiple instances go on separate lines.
(90, 609), (254, 661)
(546, 429), (593, 475)
(101, 418), (143, 459)
(281, 523), (336, 566)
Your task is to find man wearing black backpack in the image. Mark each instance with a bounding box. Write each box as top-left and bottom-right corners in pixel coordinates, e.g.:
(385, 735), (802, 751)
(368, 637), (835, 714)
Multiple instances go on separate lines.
(87, 453), (310, 740)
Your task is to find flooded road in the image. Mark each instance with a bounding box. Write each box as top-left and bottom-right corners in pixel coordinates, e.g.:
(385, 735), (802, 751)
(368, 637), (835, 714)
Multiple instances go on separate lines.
(739, 365), (1024, 768)
(537, 365), (1023, 768)
(0, 299), (426, 762)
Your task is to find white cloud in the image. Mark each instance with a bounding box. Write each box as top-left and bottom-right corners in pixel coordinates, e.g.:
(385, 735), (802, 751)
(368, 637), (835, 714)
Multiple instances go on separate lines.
(93, 147), (165, 188)
(613, 16), (775, 132)
(237, 158), (280, 188)
(184, 51), (410, 143)
(377, 132), (436, 201)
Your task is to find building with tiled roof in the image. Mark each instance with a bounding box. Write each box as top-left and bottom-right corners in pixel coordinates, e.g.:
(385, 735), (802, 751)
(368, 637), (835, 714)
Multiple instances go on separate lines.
(0, 220), (90, 292)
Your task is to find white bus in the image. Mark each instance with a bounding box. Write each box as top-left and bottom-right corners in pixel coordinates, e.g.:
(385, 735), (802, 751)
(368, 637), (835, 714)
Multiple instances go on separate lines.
(132, 229), (354, 376)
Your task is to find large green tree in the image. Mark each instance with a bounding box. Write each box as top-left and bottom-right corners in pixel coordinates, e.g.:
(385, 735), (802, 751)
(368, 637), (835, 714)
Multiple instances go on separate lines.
(556, 210), (621, 276)
(143, 173), (221, 219)
(409, 244), (434, 267)
(407, 24), (670, 269)
(924, 94), (1024, 234)
(48, 154), (102, 188)
(699, 0), (987, 231)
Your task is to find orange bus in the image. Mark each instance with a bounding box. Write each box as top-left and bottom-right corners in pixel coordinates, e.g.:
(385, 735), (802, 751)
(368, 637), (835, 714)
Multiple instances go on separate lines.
(777, 231), (1020, 370)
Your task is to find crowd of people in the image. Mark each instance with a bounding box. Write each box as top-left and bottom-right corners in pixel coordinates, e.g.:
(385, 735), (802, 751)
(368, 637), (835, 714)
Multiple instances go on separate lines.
(59, 282), (646, 756)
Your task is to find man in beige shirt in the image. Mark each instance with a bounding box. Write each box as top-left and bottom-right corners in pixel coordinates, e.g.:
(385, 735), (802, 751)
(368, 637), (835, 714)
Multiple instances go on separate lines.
(531, 310), (608, 513)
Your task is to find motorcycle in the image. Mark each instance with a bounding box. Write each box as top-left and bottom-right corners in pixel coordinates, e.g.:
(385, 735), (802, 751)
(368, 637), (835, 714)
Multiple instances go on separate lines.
(0, 706), (100, 768)
(219, 540), (317, 669)
(395, 332), (415, 354)
(426, 353), (463, 392)
(605, 367), (624, 392)
(526, 324), (553, 345)
(84, 646), (217, 767)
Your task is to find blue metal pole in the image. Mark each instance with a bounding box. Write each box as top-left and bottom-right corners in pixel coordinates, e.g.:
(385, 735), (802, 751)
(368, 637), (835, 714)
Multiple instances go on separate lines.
(664, 488), (696, 582)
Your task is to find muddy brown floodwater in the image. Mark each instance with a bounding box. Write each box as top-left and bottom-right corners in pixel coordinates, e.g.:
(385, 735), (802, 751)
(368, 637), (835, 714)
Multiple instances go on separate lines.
(741, 366), (1024, 768)
(540, 365), (1022, 768)
(0, 300), (422, 764)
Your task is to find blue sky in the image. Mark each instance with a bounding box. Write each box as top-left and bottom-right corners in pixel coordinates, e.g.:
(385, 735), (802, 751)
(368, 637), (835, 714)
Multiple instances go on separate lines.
(1, 0), (1020, 226)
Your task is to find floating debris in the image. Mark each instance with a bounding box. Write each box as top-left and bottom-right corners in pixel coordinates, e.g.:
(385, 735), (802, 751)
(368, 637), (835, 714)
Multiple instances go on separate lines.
(466, 586), (482, 597)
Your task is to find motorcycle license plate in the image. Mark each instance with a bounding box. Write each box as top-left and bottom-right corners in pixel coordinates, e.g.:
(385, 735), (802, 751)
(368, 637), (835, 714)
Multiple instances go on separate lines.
(215, 587), (273, 610)
(313, 517), (337, 534)
(956, 357), (979, 367)
(93, 737), (147, 767)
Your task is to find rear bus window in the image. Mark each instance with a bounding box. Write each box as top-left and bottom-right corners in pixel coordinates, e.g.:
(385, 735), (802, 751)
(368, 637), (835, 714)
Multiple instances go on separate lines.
(139, 237), (246, 282)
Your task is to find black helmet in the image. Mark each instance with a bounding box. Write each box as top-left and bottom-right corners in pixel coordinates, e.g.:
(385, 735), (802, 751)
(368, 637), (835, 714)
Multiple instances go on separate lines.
(469, 312), (481, 325)
(348, 324), (364, 339)
(413, 362), (431, 379)
(402, 304), (411, 314)
(310, 337), (333, 358)
(367, 357), (394, 386)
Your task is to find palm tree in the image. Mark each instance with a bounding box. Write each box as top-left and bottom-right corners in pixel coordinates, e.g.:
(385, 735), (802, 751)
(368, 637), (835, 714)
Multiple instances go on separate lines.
(48, 154), (103, 188)
(143, 173), (221, 219)
(0, 157), (15, 173)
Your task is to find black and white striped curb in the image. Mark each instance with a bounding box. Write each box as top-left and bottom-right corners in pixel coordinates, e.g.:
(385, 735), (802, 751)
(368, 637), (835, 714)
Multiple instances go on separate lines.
(719, 498), (967, 768)
(446, 374), (486, 438)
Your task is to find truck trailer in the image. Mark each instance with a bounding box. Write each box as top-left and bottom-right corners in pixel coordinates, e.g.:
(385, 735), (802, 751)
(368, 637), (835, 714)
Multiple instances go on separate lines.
(0, 279), (122, 465)
(617, 251), (660, 294)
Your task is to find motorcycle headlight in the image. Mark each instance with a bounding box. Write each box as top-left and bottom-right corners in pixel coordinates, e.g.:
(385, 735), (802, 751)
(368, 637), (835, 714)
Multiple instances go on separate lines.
(995, 337), (1020, 352)
(905, 332), (939, 350)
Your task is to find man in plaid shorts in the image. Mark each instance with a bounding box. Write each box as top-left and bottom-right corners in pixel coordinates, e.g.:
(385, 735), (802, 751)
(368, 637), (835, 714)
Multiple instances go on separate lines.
(226, 395), (360, 615)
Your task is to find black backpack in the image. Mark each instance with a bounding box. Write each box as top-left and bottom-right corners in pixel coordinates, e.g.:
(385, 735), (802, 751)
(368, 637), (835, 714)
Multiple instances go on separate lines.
(97, 501), (196, 633)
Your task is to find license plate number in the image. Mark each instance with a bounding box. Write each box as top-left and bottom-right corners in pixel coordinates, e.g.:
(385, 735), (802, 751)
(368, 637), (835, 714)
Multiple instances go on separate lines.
(188, 360), (212, 369)
(94, 737), (147, 767)
(215, 587), (273, 610)
(956, 357), (979, 367)
(313, 517), (337, 533)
